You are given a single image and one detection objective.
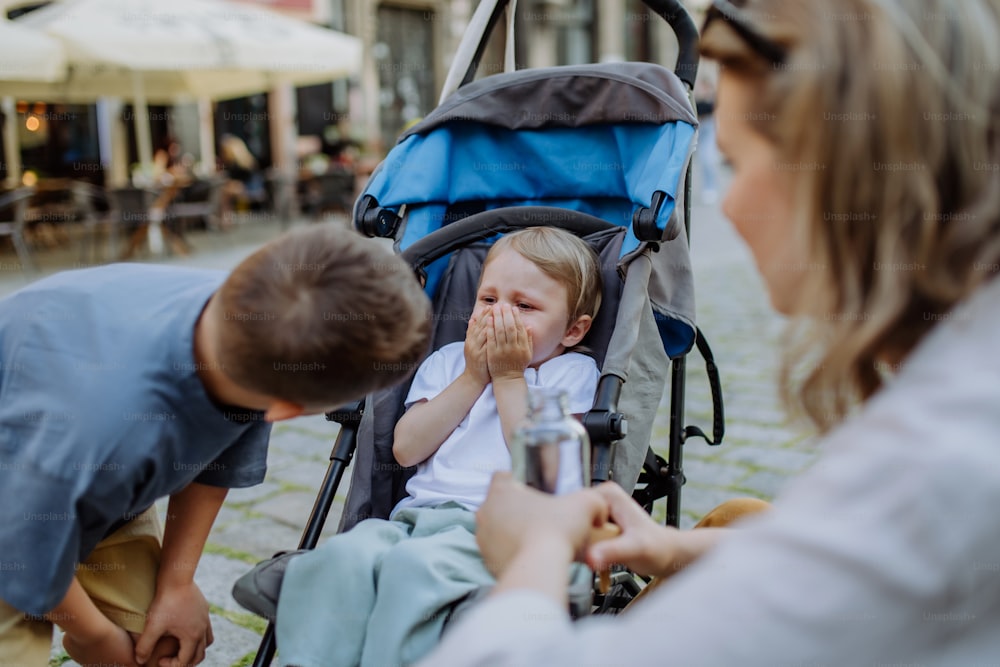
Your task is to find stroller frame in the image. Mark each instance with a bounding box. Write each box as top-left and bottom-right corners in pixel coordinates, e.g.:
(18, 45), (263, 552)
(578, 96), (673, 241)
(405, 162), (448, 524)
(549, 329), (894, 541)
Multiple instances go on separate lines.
(249, 0), (723, 663)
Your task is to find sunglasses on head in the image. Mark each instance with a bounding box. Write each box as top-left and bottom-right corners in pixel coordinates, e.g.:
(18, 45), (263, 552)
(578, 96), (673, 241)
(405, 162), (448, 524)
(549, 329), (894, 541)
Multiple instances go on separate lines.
(703, 0), (787, 66)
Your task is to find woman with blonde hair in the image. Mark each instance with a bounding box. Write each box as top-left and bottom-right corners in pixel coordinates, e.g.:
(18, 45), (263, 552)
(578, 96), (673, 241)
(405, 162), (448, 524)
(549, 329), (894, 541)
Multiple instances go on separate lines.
(420, 0), (1000, 665)
(219, 134), (263, 224)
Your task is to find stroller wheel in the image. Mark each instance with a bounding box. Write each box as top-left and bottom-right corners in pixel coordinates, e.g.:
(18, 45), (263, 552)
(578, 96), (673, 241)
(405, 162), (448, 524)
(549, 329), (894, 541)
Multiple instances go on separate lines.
(593, 566), (645, 615)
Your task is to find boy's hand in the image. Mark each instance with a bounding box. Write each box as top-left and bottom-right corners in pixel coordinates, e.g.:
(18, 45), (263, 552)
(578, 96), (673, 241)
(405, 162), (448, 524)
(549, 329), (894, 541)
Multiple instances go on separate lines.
(486, 304), (532, 381)
(135, 582), (213, 667)
(64, 623), (140, 667)
(462, 312), (490, 388)
(130, 633), (181, 667)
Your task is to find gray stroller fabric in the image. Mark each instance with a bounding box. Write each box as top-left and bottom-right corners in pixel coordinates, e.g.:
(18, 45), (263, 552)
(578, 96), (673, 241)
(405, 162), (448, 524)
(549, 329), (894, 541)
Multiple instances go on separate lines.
(604, 249), (673, 493)
(632, 158), (697, 351)
(401, 61), (697, 137)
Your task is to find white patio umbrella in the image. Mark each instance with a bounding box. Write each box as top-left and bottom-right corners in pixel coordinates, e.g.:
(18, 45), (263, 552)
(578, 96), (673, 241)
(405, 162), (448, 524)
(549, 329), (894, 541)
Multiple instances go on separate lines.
(0, 17), (66, 83)
(0, 18), (67, 186)
(2, 0), (362, 173)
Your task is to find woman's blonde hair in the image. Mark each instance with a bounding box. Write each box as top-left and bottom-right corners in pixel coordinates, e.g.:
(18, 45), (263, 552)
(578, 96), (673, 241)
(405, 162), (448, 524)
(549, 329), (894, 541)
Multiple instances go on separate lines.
(701, 0), (1000, 431)
(484, 227), (603, 324)
(220, 134), (257, 171)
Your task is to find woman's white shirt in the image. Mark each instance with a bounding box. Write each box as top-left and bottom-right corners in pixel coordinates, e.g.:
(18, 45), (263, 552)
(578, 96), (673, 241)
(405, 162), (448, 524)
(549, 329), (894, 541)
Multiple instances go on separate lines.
(421, 277), (1000, 667)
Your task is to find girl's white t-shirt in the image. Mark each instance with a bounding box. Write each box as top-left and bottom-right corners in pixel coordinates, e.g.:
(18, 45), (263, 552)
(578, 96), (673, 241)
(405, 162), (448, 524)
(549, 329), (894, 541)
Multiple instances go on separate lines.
(392, 342), (599, 515)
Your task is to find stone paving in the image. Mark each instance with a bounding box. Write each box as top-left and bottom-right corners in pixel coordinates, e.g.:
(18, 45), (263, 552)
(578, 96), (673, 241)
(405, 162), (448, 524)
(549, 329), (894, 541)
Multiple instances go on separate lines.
(0, 196), (822, 667)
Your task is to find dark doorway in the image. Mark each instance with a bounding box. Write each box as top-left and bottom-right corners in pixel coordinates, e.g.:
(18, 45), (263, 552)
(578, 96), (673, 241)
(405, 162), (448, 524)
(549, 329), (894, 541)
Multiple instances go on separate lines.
(374, 4), (437, 145)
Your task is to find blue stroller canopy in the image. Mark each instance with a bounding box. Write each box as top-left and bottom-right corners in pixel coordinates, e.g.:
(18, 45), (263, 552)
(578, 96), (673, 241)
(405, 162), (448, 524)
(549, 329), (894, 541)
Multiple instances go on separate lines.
(370, 122), (694, 255)
(359, 61), (699, 359)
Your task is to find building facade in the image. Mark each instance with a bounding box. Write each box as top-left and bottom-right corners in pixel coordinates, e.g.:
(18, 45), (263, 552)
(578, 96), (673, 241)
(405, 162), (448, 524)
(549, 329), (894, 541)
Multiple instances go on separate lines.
(1, 0), (695, 187)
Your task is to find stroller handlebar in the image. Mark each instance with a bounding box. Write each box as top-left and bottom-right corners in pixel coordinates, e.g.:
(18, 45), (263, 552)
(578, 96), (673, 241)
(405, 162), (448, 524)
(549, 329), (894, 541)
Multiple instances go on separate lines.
(446, 0), (700, 100)
(643, 0), (700, 89)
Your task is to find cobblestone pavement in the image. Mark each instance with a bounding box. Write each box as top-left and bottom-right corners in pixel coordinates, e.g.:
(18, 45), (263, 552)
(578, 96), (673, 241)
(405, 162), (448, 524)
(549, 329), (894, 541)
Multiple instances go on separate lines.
(5, 198), (821, 667)
(663, 195), (820, 528)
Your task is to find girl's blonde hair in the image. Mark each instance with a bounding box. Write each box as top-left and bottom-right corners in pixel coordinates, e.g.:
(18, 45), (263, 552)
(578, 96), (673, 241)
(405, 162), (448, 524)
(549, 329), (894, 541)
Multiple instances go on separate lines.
(484, 227), (603, 324)
(701, 0), (1000, 432)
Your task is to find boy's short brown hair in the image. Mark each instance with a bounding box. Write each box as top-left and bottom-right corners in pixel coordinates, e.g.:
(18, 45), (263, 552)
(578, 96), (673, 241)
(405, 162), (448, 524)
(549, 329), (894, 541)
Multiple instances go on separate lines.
(215, 225), (431, 408)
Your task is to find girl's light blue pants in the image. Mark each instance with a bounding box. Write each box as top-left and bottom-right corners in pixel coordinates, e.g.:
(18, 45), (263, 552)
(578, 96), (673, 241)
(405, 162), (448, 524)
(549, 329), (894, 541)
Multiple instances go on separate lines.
(275, 502), (492, 667)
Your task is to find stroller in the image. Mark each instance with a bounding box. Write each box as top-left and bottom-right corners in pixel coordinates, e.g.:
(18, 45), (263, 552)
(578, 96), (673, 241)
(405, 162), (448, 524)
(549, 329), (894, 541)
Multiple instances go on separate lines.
(239, 0), (724, 663)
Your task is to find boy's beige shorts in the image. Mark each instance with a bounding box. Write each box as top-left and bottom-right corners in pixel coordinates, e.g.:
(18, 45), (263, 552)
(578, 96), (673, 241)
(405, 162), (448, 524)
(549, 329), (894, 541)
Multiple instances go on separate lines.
(0, 506), (162, 667)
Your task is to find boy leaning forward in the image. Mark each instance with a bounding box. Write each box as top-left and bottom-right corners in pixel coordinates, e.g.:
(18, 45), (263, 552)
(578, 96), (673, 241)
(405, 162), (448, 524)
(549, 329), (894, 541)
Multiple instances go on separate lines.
(0, 225), (430, 667)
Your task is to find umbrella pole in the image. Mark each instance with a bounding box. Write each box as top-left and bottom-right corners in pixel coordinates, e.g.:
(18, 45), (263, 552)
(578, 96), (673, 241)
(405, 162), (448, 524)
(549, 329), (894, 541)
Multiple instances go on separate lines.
(96, 98), (130, 188)
(130, 72), (165, 255)
(198, 98), (216, 176)
(132, 71), (154, 178)
(1, 97), (23, 188)
(269, 80), (300, 220)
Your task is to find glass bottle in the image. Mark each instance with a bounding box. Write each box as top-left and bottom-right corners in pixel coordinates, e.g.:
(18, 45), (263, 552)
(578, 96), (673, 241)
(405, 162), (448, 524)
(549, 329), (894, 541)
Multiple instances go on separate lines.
(512, 387), (591, 494)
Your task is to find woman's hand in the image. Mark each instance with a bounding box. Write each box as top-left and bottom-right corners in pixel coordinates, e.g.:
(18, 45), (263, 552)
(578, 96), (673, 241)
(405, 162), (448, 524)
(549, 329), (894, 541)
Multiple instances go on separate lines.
(585, 482), (680, 577)
(476, 473), (608, 578)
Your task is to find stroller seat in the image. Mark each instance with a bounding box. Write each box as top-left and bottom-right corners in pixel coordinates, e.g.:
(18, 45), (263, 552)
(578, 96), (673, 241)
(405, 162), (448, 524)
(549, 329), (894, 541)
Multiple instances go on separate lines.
(234, 207), (685, 626)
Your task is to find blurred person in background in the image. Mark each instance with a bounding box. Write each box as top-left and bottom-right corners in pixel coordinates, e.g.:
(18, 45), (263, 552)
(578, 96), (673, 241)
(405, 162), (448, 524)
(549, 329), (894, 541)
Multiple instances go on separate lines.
(694, 63), (722, 204)
(219, 134), (265, 227)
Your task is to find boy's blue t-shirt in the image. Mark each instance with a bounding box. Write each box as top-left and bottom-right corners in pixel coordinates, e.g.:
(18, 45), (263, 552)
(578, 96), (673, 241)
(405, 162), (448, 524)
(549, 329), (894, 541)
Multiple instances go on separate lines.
(0, 264), (271, 615)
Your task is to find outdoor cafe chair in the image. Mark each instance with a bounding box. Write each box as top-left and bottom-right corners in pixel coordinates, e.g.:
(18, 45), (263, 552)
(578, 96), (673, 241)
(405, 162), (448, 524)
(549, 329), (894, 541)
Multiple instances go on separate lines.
(72, 181), (113, 264)
(0, 187), (38, 273)
(300, 167), (356, 221)
(107, 186), (156, 260)
(167, 176), (227, 234)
